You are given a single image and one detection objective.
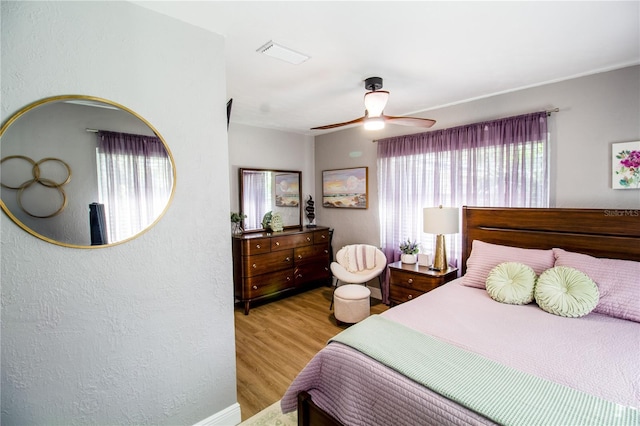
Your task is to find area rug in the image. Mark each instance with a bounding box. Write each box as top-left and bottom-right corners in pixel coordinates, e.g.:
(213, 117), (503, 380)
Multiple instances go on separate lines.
(239, 400), (297, 426)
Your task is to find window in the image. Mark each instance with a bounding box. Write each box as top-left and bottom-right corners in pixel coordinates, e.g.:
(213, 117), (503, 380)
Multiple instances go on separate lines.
(377, 112), (549, 269)
(96, 131), (173, 243)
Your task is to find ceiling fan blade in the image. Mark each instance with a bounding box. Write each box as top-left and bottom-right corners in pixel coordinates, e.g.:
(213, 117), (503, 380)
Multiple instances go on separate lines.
(383, 115), (436, 128)
(310, 116), (365, 130)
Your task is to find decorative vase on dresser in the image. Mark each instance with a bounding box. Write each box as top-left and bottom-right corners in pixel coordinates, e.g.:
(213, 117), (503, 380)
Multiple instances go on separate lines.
(400, 253), (417, 264)
(232, 226), (332, 314)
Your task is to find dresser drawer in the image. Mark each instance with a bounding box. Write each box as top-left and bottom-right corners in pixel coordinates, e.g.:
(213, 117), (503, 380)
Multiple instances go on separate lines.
(313, 229), (330, 244)
(294, 261), (331, 284)
(244, 269), (294, 298)
(240, 237), (271, 255)
(294, 244), (330, 264)
(271, 233), (312, 251)
(389, 284), (425, 304)
(242, 249), (294, 277)
(390, 269), (443, 293)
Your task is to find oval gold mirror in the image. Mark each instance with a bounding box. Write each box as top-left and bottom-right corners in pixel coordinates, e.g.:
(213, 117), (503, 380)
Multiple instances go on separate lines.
(0, 95), (176, 248)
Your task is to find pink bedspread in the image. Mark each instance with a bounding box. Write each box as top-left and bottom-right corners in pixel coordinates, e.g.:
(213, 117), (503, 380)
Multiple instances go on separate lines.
(281, 279), (640, 425)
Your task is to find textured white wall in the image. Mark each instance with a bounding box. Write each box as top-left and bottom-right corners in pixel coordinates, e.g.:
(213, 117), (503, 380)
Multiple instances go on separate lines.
(315, 66), (640, 253)
(1, 2), (237, 425)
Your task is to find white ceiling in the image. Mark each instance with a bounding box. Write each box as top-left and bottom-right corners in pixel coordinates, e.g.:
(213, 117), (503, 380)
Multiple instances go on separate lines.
(134, 1), (640, 136)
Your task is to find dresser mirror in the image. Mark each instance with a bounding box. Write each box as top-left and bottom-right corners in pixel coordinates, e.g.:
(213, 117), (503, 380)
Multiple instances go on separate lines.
(0, 95), (176, 248)
(239, 168), (302, 232)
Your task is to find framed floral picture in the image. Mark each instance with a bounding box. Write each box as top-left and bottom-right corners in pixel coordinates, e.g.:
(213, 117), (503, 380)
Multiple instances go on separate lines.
(322, 167), (368, 209)
(612, 141), (640, 189)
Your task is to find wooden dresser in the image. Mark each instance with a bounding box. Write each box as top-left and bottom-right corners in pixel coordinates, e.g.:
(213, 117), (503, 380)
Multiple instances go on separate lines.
(388, 261), (458, 306)
(232, 226), (332, 314)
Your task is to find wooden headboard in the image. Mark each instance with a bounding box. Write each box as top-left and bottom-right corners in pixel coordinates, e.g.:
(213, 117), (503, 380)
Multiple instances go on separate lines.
(461, 207), (640, 274)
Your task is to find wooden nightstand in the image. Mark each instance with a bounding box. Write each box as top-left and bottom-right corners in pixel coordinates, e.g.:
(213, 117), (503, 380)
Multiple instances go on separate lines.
(388, 261), (458, 306)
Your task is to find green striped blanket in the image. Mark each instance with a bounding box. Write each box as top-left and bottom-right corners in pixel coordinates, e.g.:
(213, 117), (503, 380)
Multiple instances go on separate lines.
(330, 315), (638, 426)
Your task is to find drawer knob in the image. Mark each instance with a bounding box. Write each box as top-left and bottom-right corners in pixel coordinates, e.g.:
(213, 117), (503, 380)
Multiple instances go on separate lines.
(297, 274), (303, 278)
(275, 241), (280, 246)
(298, 255), (303, 259)
(324, 267), (329, 271)
(285, 257), (291, 262)
(252, 285), (258, 290)
(252, 263), (257, 268)
(256, 244), (261, 249)
(407, 278), (413, 284)
(324, 249), (329, 254)
(286, 276), (291, 281)
(407, 294), (413, 300)
(306, 237), (311, 241)
(321, 234), (326, 239)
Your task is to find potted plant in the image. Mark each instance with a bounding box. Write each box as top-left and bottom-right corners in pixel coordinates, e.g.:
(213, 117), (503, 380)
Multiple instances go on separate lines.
(399, 239), (420, 264)
(231, 212), (246, 234)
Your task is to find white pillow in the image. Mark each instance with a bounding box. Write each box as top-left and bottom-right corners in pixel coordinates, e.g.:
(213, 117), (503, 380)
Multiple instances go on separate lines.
(534, 266), (599, 318)
(486, 262), (536, 305)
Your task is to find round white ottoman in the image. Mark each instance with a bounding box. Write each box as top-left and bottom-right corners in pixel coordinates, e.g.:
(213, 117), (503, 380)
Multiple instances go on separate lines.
(333, 284), (371, 324)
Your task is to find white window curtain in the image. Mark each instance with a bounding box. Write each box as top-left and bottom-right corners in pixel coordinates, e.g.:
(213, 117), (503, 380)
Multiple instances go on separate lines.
(242, 171), (272, 230)
(96, 131), (173, 243)
(377, 111), (549, 279)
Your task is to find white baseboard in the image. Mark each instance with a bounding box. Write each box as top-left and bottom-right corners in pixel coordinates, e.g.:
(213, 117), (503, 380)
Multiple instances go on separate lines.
(194, 402), (241, 426)
(367, 285), (382, 300)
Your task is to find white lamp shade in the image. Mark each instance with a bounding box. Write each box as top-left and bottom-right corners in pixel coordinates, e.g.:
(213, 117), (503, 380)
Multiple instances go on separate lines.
(423, 206), (459, 235)
(364, 91), (389, 117)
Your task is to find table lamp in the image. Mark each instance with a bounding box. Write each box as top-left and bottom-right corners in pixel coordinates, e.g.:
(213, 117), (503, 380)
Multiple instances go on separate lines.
(423, 206), (459, 271)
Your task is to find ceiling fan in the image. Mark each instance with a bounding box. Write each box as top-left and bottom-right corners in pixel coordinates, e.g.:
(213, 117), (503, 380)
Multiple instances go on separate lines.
(311, 77), (436, 131)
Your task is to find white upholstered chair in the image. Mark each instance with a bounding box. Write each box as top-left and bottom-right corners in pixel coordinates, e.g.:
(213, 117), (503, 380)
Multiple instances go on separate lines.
(329, 244), (386, 311)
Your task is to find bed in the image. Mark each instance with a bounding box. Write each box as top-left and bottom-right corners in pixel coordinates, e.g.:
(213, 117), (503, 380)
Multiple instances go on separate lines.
(281, 207), (640, 426)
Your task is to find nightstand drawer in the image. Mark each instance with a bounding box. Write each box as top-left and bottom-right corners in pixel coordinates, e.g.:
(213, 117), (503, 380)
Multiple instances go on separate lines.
(389, 269), (443, 293)
(389, 284), (425, 304)
(387, 262), (458, 306)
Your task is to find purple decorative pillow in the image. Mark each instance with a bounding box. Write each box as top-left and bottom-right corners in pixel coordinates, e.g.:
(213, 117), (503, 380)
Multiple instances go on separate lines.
(553, 248), (640, 323)
(463, 240), (555, 289)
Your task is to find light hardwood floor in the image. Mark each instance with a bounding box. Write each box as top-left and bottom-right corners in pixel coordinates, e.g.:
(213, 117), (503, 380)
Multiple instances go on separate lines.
(234, 285), (388, 421)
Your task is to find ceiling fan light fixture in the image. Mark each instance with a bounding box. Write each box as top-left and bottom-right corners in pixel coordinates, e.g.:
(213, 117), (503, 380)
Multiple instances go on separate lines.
(364, 116), (385, 131)
(364, 91), (389, 117)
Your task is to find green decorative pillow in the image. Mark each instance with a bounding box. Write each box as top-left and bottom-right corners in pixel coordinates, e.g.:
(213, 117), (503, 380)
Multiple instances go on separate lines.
(534, 266), (599, 318)
(485, 262), (536, 305)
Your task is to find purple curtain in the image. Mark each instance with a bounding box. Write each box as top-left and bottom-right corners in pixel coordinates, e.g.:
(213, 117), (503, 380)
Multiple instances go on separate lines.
(377, 112), (549, 303)
(96, 131), (173, 242)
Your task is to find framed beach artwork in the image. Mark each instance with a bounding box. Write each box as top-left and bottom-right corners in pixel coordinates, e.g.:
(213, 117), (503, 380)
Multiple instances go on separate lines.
(275, 173), (300, 206)
(322, 167), (368, 209)
(612, 141), (640, 189)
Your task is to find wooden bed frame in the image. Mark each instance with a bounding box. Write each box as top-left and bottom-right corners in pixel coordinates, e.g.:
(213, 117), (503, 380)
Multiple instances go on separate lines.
(297, 206), (640, 426)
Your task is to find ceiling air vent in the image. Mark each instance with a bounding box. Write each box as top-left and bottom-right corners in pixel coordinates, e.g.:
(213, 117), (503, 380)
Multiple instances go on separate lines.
(256, 40), (309, 65)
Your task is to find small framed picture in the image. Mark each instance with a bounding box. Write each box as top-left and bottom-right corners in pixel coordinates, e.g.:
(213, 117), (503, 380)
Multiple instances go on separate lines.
(275, 173), (299, 207)
(612, 141), (640, 189)
(322, 167), (368, 209)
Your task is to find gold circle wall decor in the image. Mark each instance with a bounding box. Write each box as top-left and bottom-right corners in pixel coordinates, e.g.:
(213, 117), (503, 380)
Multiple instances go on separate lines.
(1, 156), (72, 218)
